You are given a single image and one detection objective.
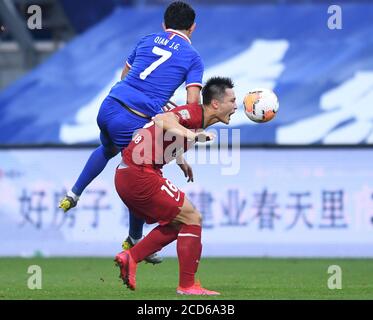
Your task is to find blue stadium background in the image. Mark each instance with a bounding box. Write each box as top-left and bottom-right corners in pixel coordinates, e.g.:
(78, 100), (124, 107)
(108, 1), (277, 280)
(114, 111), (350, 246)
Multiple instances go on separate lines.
(1, 0), (372, 145)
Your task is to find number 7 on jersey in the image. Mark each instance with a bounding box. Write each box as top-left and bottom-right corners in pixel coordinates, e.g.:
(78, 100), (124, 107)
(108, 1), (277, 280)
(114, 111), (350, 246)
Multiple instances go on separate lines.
(140, 46), (172, 80)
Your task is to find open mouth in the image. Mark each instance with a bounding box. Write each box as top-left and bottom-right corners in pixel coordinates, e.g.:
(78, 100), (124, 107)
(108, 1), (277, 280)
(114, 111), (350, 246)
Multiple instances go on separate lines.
(226, 113), (234, 123)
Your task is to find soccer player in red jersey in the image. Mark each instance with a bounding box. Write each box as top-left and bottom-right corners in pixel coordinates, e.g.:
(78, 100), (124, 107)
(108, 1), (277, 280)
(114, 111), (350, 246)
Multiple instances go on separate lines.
(114, 77), (237, 295)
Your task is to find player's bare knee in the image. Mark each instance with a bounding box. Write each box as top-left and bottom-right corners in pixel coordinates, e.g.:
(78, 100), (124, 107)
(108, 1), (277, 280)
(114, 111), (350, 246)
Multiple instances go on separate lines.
(194, 210), (202, 225)
(186, 210), (201, 226)
(174, 205), (201, 225)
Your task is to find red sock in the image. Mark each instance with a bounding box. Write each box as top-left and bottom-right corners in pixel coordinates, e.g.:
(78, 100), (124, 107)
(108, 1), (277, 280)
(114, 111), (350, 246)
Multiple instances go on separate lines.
(129, 224), (179, 263)
(177, 224), (202, 288)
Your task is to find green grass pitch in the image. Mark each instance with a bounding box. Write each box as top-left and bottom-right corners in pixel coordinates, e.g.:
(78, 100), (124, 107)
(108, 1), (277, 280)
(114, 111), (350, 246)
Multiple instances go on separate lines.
(0, 258), (372, 299)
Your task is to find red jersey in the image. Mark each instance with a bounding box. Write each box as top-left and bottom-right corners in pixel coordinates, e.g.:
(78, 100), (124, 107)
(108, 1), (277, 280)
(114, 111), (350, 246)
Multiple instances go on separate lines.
(123, 103), (204, 170)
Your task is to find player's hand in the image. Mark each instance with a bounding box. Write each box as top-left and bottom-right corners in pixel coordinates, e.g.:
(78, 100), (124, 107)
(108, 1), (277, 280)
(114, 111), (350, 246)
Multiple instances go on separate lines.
(177, 158), (194, 182)
(194, 131), (216, 143)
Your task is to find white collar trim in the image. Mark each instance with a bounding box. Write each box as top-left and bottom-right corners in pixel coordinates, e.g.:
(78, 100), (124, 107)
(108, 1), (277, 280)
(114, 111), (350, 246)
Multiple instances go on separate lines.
(165, 29), (192, 44)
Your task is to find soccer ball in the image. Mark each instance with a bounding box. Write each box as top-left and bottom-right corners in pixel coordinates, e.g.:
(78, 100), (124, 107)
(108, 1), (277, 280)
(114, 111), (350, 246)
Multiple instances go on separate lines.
(243, 88), (279, 123)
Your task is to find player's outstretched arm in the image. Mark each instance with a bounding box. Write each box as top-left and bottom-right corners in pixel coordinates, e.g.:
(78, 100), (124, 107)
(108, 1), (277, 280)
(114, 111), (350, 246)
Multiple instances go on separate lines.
(153, 112), (197, 141)
(153, 112), (216, 143)
(186, 86), (202, 104)
(194, 131), (215, 142)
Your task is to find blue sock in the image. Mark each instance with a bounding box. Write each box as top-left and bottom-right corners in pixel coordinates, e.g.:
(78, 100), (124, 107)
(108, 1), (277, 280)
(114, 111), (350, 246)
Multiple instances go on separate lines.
(72, 145), (144, 241)
(129, 211), (145, 240)
(72, 145), (118, 196)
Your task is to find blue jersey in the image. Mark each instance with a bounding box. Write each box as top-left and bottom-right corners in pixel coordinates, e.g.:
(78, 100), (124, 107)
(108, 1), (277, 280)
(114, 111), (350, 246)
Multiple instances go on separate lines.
(108, 29), (204, 117)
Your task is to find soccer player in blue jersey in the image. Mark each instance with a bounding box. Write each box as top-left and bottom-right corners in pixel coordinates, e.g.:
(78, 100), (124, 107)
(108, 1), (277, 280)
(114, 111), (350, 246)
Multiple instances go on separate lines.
(59, 1), (203, 264)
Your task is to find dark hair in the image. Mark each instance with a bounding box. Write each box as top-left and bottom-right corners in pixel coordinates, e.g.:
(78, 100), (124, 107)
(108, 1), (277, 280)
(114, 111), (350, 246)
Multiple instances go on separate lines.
(164, 1), (195, 30)
(202, 77), (235, 105)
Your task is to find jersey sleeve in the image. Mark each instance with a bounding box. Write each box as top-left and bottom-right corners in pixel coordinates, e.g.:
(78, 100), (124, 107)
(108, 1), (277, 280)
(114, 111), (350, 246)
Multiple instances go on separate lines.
(126, 46), (136, 68)
(185, 54), (204, 89)
(173, 104), (203, 129)
(126, 36), (147, 67)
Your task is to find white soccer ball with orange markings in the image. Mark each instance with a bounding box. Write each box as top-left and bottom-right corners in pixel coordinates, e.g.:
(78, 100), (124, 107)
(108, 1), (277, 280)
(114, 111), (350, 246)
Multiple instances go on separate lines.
(243, 88), (279, 123)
